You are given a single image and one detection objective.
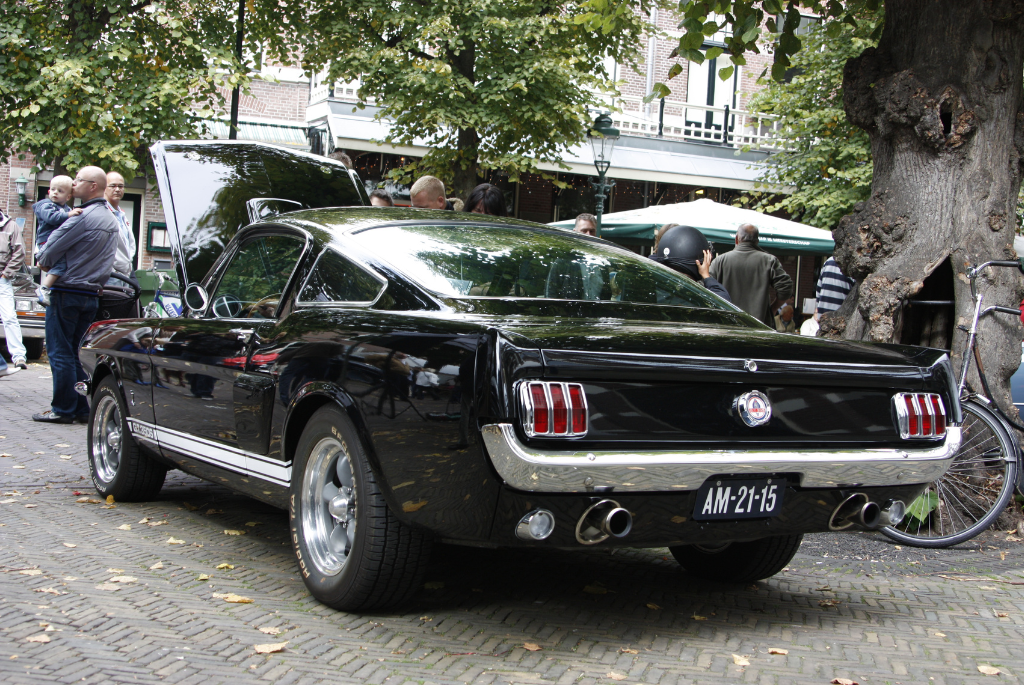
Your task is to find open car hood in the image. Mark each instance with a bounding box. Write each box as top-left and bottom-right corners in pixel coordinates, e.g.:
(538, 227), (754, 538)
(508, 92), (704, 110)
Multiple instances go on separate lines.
(149, 140), (369, 289)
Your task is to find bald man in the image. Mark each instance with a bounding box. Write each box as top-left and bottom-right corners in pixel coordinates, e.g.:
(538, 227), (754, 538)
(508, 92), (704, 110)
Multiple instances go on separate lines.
(709, 223), (794, 326)
(33, 165), (119, 423)
(105, 171), (138, 290)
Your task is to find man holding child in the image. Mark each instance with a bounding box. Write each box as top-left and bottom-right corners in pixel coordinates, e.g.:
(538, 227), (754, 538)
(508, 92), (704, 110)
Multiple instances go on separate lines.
(32, 166), (119, 424)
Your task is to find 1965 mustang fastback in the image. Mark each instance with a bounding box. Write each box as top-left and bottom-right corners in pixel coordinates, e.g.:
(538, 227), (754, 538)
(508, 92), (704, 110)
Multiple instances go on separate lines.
(79, 141), (961, 611)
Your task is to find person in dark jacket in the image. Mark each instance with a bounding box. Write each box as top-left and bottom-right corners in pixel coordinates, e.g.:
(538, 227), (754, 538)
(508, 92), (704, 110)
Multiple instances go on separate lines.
(709, 223), (793, 325)
(649, 224), (731, 302)
(32, 166), (118, 423)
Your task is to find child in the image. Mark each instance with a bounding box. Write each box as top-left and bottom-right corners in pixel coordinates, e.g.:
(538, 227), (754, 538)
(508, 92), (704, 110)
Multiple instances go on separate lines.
(32, 176), (81, 305)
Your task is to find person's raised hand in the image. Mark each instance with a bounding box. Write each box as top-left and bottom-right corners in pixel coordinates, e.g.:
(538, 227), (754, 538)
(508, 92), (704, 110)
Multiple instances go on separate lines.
(68, 208), (83, 217)
(696, 249), (712, 279)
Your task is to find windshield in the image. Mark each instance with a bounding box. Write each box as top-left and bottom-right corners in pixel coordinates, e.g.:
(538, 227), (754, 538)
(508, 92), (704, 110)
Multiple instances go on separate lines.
(351, 224), (732, 310)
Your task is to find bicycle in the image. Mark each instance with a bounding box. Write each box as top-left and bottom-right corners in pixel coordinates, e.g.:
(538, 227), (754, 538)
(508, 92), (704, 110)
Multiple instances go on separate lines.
(881, 260), (1023, 548)
(142, 268), (182, 319)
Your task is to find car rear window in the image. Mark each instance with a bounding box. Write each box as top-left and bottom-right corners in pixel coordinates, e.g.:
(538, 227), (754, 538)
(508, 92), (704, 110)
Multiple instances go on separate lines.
(351, 224), (732, 310)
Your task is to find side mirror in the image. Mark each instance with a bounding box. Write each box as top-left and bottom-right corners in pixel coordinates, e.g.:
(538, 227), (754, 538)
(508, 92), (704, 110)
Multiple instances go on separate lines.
(183, 283), (209, 315)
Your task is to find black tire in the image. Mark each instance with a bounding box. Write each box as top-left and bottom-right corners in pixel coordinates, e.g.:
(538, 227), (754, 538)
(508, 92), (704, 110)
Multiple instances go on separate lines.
(290, 405), (432, 611)
(88, 376), (166, 501)
(669, 534), (802, 583)
(881, 399), (1017, 548)
(23, 339), (43, 360)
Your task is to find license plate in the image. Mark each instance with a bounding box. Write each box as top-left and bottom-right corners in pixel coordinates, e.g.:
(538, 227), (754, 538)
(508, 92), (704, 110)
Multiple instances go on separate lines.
(693, 478), (784, 520)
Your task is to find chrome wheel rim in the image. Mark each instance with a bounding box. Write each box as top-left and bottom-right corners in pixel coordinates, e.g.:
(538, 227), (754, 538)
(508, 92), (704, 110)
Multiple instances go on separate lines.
(92, 395), (122, 483)
(301, 436), (356, 576)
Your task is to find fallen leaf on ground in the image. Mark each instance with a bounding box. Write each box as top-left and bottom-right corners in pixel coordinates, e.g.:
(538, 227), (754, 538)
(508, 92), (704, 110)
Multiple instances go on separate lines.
(670, 515), (686, 523)
(224, 530), (246, 536)
(167, 537), (185, 545)
(816, 585), (833, 591)
(95, 583), (120, 591)
(54, 444), (69, 447)
(606, 673), (627, 681)
(424, 581), (443, 590)
(138, 518), (150, 524)
(76, 498), (102, 504)
(148, 521), (167, 527)
(32, 452), (44, 455)
(107, 568), (124, 573)
(215, 563), (234, 570)
(23, 504), (36, 508)
(830, 679), (858, 685)
(732, 654), (750, 666)
(63, 577), (76, 581)
(116, 524), (131, 531)
(0, 499), (17, 504)
(996, 612), (1009, 618)
(206, 509), (223, 515)
(620, 648), (639, 654)
(62, 543), (76, 548)
(245, 521), (262, 526)
(105, 495), (114, 505)
(59, 456), (72, 460)
(25, 634), (50, 643)
(109, 576), (136, 583)
(979, 586), (999, 590)
(197, 574), (210, 581)
(33, 588), (62, 595)
(582, 583), (608, 595)
(18, 570), (42, 576)
(523, 643), (542, 651)
(212, 593), (253, 603)
(254, 641), (287, 654)
(978, 665), (1001, 676)
(13, 465), (25, 469)
(691, 614), (707, 620)
(768, 647), (788, 655)
(819, 599), (841, 608)
(934, 632), (946, 637)
(419, 616), (432, 622)
(646, 603), (661, 610)
(258, 626), (282, 635)
(183, 502), (198, 511)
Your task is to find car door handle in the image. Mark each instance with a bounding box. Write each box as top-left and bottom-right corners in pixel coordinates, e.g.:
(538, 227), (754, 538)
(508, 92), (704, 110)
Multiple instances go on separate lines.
(229, 328), (258, 344)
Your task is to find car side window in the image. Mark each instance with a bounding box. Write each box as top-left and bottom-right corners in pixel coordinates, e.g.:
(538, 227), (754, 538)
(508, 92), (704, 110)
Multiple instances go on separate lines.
(209, 234), (305, 319)
(299, 249), (384, 304)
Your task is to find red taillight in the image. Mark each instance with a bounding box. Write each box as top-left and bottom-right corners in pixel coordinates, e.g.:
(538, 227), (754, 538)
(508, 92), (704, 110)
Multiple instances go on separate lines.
(550, 385), (568, 434)
(530, 383), (549, 435)
(569, 385), (587, 434)
(895, 393), (946, 439)
(521, 382), (587, 437)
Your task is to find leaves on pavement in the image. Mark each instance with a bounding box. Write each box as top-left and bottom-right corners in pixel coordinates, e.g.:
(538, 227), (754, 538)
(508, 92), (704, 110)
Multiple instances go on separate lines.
(212, 593), (254, 603)
(523, 643), (542, 651)
(254, 641), (287, 654)
(25, 634), (50, 643)
(224, 530), (246, 536)
(215, 563), (234, 570)
(258, 626), (282, 635)
(167, 537), (185, 545)
(732, 654), (750, 666)
(768, 647), (788, 655)
(978, 665), (1001, 675)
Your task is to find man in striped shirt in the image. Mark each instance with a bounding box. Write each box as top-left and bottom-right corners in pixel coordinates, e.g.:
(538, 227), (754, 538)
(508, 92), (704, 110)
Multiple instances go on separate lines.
(816, 257), (855, 315)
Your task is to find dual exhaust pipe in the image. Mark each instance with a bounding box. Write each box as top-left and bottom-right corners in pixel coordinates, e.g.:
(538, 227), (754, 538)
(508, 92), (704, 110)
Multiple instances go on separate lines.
(514, 499), (633, 545)
(828, 493), (906, 531)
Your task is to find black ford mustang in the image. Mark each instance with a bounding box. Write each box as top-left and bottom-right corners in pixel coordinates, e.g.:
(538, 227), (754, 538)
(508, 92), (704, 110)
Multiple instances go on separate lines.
(80, 141), (961, 611)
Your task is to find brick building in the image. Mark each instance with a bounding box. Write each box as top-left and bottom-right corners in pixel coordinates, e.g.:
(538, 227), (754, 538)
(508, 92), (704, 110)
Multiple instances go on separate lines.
(3, 9), (826, 313)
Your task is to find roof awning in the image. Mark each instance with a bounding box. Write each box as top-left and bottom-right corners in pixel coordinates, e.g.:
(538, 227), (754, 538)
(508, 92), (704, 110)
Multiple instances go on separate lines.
(206, 120), (311, 149)
(550, 198), (835, 256)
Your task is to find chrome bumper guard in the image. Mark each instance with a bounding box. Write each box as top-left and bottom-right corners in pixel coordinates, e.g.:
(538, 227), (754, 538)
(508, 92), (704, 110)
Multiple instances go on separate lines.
(481, 423), (962, 493)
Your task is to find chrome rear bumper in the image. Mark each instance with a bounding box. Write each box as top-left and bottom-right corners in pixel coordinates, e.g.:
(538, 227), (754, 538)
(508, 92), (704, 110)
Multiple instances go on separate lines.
(481, 423), (962, 493)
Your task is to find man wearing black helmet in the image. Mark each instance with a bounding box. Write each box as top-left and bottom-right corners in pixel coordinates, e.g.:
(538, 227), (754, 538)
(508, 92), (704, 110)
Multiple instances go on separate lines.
(649, 224), (731, 302)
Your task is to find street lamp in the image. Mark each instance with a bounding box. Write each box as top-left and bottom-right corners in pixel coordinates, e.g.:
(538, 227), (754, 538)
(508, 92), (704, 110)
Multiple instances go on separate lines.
(588, 112), (619, 238)
(14, 175), (28, 207)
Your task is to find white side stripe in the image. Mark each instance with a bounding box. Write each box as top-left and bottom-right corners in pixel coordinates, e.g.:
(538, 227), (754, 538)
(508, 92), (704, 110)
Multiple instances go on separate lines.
(127, 419), (291, 487)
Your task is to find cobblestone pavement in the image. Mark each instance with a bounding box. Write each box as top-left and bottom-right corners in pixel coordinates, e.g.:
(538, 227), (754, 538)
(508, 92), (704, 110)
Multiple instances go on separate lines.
(2, 364), (1024, 684)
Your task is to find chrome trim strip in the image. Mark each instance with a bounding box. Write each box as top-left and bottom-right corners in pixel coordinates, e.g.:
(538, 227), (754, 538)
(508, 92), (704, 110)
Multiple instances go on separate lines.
(481, 423), (962, 493)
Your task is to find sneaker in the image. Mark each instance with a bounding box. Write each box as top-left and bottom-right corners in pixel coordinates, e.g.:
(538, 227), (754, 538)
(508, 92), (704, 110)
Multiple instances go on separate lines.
(12, 357), (27, 370)
(0, 366), (21, 378)
(32, 410), (74, 423)
(36, 285), (50, 307)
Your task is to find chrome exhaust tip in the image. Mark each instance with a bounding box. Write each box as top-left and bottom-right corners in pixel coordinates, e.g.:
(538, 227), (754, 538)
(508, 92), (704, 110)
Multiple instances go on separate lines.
(829, 493), (884, 531)
(879, 499), (906, 527)
(575, 499), (633, 545)
(515, 509), (556, 541)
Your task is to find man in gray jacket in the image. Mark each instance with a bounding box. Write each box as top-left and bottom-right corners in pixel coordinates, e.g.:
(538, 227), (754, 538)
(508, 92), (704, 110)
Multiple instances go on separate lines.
(32, 166), (118, 423)
(0, 208), (27, 370)
(709, 223), (794, 326)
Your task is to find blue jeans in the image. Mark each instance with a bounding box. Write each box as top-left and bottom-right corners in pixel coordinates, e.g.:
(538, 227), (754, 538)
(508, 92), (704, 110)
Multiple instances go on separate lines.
(45, 291), (98, 416)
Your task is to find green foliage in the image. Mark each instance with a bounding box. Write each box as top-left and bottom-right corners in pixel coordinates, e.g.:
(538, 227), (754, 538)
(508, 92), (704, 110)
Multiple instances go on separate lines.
(254, 0), (653, 194)
(0, 0), (248, 179)
(905, 491), (939, 523)
(743, 13), (879, 229)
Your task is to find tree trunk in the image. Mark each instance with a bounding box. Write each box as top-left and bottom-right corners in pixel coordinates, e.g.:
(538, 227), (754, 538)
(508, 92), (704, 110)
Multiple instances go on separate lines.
(450, 126), (480, 200)
(821, 0), (1024, 416)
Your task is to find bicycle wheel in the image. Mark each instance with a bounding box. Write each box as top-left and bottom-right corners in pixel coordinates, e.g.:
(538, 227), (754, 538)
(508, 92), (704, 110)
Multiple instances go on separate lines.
(881, 399), (1017, 548)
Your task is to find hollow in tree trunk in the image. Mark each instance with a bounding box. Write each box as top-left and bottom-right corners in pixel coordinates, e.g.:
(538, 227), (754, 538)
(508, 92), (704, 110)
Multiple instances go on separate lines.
(820, 0), (1024, 416)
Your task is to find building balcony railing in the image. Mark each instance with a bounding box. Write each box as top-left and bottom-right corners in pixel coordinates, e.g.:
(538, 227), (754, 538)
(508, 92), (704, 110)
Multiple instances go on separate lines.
(606, 94), (784, 151)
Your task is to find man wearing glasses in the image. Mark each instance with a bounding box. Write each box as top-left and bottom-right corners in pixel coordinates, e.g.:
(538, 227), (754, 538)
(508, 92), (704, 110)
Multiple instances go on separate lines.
(105, 172), (139, 300)
(32, 166), (118, 423)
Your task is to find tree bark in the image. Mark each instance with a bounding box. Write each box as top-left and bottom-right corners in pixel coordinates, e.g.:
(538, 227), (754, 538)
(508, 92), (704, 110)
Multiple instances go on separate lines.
(450, 126), (480, 200)
(821, 0), (1024, 416)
